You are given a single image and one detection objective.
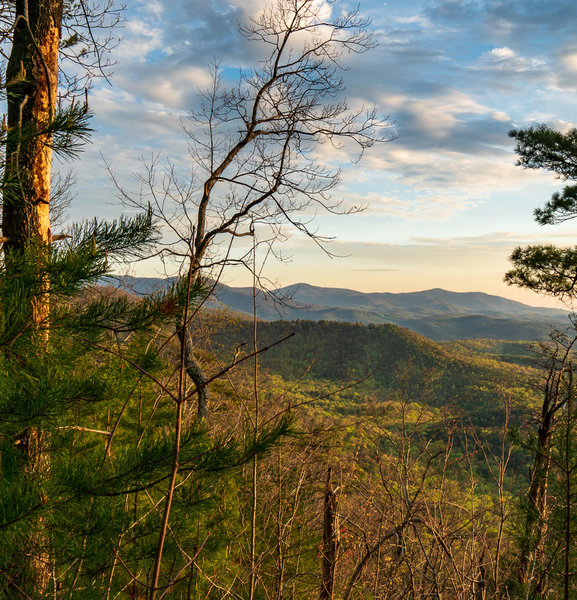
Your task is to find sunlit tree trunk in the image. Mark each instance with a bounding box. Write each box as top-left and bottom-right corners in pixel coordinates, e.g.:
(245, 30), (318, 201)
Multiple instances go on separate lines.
(2, 0), (62, 592)
(4, 0), (61, 332)
(4, 0), (60, 253)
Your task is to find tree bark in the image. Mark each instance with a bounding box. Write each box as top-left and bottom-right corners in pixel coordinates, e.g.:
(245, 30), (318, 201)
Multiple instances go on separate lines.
(518, 342), (571, 592)
(177, 324), (209, 421)
(4, 0), (61, 252)
(2, 1), (63, 593)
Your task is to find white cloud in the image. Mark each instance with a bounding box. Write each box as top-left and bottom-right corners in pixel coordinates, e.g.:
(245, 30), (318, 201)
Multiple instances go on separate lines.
(71, 0), (577, 300)
(371, 146), (550, 193)
(116, 65), (213, 108)
(477, 46), (546, 72)
(491, 111), (511, 122)
(382, 90), (489, 138)
(342, 191), (478, 220)
(115, 19), (165, 62)
(560, 51), (577, 73)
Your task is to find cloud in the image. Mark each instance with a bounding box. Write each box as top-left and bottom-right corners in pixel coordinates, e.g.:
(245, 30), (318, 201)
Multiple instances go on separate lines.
(427, 0), (577, 44)
(352, 267), (400, 272)
(382, 89), (498, 142)
(114, 18), (165, 63)
(477, 47), (546, 73)
(549, 47), (577, 91)
(69, 0), (577, 304)
(320, 73), (568, 204)
(561, 51), (577, 74)
(339, 190), (479, 220)
(115, 63), (213, 109)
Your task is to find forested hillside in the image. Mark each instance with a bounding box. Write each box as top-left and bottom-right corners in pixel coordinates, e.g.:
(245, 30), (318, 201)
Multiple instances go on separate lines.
(204, 316), (540, 426)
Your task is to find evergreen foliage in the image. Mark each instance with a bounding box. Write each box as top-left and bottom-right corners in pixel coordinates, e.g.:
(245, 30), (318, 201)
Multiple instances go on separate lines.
(0, 70), (290, 595)
(0, 225), (292, 595)
(507, 125), (577, 299)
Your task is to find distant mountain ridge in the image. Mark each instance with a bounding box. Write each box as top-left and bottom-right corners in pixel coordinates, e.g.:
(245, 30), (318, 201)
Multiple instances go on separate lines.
(218, 282), (567, 319)
(110, 276), (571, 341)
(212, 282), (570, 340)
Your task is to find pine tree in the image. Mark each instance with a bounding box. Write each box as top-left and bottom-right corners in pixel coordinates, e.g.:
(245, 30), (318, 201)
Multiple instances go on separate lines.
(506, 125), (577, 299)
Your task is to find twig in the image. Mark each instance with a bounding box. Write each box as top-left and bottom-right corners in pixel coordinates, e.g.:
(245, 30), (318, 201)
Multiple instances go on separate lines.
(58, 425), (111, 436)
(0, 570), (35, 600)
(157, 535), (210, 600)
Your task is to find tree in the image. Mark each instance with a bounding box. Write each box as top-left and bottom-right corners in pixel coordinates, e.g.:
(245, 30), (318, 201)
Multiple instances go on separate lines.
(505, 125), (577, 300)
(117, 0), (390, 420)
(319, 466), (340, 600)
(110, 3), (390, 594)
(505, 327), (577, 600)
(514, 329), (577, 595)
(0, 2), (180, 596)
(3, 0), (62, 255)
(504, 123), (577, 597)
(0, 1), (389, 595)
(1, 0), (95, 591)
(2, 0), (119, 287)
(1, 0), (122, 323)
(119, 0), (389, 287)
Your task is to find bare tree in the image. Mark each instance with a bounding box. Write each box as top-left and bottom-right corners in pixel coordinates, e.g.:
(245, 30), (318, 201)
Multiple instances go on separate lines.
(518, 328), (577, 593)
(117, 0), (391, 274)
(109, 3), (390, 593)
(320, 466), (340, 600)
(115, 0), (390, 423)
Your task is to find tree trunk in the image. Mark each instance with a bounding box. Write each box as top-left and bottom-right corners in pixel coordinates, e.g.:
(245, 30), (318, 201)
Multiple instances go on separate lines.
(518, 410), (554, 593)
(2, 0), (63, 593)
(4, 0), (61, 253)
(319, 467), (339, 600)
(518, 353), (566, 592)
(177, 324), (209, 421)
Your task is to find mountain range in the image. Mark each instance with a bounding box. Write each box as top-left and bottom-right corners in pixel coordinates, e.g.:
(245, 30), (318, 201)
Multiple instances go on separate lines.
(213, 282), (572, 341)
(111, 276), (572, 341)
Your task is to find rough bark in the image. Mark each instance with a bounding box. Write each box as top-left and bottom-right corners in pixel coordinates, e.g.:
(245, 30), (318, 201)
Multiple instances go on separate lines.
(177, 324), (209, 421)
(518, 340), (573, 592)
(4, 0), (61, 252)
(2, 1), (63, 593)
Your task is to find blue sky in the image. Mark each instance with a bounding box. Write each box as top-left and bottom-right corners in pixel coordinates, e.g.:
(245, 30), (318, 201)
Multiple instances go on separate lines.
(67, 0), (577, 307)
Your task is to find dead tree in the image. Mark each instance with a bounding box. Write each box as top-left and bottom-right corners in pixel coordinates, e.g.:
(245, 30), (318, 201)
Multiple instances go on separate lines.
(320, 467), (340, 600)
(519, 328), (577, 592)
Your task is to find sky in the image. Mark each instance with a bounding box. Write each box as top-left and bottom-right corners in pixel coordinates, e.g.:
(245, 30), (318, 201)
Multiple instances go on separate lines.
(64, 0), (577, 308)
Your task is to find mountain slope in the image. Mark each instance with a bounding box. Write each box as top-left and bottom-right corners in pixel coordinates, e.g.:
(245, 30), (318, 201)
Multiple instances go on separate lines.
(204, 317), (540, 426)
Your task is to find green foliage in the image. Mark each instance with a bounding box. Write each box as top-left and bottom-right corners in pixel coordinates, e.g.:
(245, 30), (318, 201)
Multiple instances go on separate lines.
(510, 125), (577, 182)
(0, 213), (228, 595)
(505, 244), (577, 298)
(207, 317), (540, 427)
(507, 125), (577, 299)
(536, 184), (577, 225)
(48, 104), (93, 158)
(509, 369), (577, 599)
